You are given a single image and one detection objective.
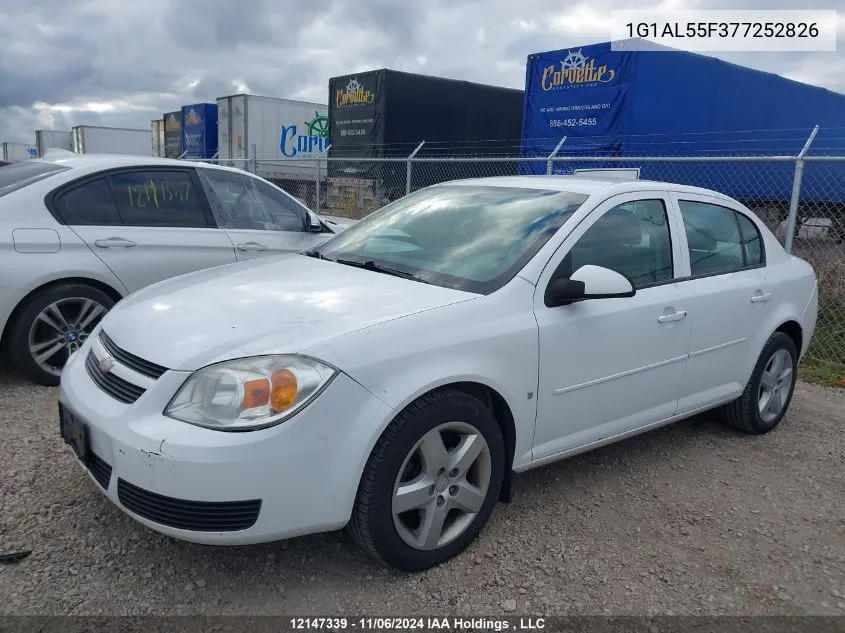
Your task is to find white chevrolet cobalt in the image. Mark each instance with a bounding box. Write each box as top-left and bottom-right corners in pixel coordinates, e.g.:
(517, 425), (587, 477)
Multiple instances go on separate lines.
(58, 175), (818, 571)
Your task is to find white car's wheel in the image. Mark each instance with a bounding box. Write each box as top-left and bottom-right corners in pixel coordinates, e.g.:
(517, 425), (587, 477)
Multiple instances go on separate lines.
(720, 332), (798, 434)
(349, 390), (505, 572)
(7, 283), (114, 386)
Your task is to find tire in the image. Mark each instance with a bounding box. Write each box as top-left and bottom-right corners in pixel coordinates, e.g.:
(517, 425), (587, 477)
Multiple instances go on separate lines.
(719, 332), (798, 434)
(349, 389), (505, 572)
(7, 283), (115, 386)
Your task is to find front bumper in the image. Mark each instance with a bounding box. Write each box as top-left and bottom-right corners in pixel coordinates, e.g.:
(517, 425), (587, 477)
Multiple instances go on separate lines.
(58, 341), (396, 545)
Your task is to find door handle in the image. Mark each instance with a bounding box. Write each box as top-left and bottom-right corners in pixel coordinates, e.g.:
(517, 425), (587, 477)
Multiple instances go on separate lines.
(237, 242), (268, 252)
(657, 310), (687, 323)
(94, 237), (137, 248)
(751, 292), (772, 303)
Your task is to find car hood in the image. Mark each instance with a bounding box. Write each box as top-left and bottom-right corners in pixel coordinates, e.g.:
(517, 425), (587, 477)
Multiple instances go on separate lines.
(99, 253), (475, 371)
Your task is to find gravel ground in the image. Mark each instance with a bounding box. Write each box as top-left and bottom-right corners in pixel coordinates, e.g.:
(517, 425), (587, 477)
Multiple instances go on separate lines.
(1, 364), (843, 617)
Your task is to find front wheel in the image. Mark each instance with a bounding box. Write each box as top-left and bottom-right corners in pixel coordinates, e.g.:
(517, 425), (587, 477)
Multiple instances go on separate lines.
(719, 332), (798, 434)
(349, 390), (505, 572)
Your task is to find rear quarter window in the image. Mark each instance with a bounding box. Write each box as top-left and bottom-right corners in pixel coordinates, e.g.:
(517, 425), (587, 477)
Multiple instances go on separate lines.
(55, 177), (121, 226)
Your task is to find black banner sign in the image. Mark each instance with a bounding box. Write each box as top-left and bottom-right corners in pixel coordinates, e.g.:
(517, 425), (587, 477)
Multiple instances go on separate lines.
(328, 70), (385, 157)
(163, 111), (182, 159)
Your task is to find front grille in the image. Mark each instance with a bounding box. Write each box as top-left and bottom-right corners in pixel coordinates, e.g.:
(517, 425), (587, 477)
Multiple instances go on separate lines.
(117, 479), (261, 532)
(87, 451), (112, 490)
(85, 351), (146, 404)
(99, 331), (168, 379)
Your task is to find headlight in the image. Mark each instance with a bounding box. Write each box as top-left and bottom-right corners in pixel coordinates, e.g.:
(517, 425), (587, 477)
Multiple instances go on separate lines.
(164, 355), (338, 431)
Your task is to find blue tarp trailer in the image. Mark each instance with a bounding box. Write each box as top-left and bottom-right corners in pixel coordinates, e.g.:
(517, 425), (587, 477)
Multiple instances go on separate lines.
(180, 103), (218, 159)
(520, 39), (845, 204)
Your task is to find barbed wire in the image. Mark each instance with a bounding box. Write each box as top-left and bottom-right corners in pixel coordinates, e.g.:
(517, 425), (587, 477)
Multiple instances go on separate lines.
(321, 128), (839, 159)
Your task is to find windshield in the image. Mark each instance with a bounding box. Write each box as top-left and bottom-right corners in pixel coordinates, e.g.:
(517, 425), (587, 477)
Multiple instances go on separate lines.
(0, 161), (69, 198)
(312, 184), (590, 294)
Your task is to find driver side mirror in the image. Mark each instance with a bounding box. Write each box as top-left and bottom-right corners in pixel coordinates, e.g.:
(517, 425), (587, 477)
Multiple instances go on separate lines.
(306, 211), (324, 233)
(544, 265), (636, 308)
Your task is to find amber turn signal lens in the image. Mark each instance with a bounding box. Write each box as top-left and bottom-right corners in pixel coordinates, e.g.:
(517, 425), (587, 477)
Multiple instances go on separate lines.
(242, 378), (270, 409)
(270, 369), (298, 411)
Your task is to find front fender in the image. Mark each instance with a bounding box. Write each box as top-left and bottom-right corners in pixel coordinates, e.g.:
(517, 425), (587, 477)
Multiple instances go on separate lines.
(307, 280), (540, 469)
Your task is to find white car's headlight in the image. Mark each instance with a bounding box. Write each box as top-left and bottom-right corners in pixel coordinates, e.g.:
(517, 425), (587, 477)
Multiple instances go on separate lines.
(164, 355), (337, 431)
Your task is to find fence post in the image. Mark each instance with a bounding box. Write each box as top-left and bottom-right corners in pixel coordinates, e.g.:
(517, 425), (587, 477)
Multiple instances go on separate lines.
(315, 159), (321, 213)
(316, 144), (330, 214)
(406, 141), (426, 196)
(546, 136), (567, 175)
(784, 125), (819, 254)
(250, 144), (257, 174)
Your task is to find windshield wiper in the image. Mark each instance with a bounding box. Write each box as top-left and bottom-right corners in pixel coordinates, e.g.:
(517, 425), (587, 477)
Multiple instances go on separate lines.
(303, 249), (331, 260)
(335, 258), (431, 284)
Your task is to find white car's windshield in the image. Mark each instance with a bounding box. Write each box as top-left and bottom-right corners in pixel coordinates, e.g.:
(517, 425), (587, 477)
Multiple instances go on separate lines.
(311, 184), (590, 294)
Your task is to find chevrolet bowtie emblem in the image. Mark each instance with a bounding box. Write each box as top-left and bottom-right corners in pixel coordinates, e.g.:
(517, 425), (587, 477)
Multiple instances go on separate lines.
(99, 355), (115, 374)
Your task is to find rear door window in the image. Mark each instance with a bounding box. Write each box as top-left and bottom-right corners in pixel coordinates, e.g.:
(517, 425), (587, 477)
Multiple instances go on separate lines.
(107, 170), (210, 228)
(678, 200), (745, 276)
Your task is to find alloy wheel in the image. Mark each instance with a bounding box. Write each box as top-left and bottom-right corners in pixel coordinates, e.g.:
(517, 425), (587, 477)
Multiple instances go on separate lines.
(392, 421), (492, 551)
(27, 298), (106, 376)
(757, 348), (794, 423)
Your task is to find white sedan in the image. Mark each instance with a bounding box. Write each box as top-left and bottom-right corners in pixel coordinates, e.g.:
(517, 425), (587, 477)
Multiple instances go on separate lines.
(58, 175), (818, 572)
(0, 152), (353, 386)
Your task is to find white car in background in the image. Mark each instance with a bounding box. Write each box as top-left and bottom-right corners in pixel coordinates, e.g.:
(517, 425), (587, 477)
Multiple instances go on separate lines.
(58, 174), (817, 572)
(0, 152), (353, 385)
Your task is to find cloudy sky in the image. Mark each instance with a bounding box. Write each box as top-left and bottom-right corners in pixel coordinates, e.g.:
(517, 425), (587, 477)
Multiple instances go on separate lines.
(1, 0), (843, 144)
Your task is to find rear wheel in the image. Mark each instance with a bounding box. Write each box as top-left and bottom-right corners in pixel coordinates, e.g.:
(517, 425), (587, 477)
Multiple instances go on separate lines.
(719, 332), (798, 434)
(349, 390), (505, 572)
(7, 284), (114, 386)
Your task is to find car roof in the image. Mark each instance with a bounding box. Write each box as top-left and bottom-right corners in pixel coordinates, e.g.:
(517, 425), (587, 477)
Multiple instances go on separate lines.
(32, 152), (245, 174)
(29, 156), (738, 204)
(442, 175), (737, 202)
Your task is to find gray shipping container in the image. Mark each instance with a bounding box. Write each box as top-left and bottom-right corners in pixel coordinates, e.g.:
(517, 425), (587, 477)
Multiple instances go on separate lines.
(71, 125), (153, 155)
(151, 119), (165, 157)
(217, 93), (328, 179)
(35, 130), (73, 157)
(1, 142), (38, 161)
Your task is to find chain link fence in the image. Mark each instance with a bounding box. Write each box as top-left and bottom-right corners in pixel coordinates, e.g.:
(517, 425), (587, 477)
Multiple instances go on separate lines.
(190, 151), (844, 373)
(792, 158), (845, 374)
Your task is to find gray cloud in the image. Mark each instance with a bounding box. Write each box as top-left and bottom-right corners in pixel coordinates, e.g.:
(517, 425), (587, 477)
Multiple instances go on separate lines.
(0, 0), (843, 145)
(164, 0), (281, 49)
